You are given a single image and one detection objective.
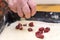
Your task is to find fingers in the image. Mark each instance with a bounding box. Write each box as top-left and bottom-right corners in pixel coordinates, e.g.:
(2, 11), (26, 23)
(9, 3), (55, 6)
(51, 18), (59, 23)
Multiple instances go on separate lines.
(8, 0), (36, 19)
(17, 7), (23, 18)
(28, 0), (36, 16)
(17, 0), (31, 18)
(17, 3), (23, 18)
(8, 0), (17, 13)
(22, 3), (31, 19)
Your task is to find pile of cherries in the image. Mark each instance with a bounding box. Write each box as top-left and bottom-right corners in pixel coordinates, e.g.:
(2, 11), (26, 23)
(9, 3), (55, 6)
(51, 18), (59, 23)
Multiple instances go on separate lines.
(35, 27), (50, 39)
(15, 22), (34, 32)
(15, 22), (50, 39)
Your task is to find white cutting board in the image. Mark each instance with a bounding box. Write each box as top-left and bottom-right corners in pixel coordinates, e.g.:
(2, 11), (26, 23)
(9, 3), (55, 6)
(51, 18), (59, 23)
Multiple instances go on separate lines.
(0, 21), (60, 40)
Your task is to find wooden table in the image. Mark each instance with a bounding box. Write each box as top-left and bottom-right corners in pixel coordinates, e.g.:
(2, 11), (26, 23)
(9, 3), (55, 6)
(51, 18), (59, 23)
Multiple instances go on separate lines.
(36, 4), (60, 12)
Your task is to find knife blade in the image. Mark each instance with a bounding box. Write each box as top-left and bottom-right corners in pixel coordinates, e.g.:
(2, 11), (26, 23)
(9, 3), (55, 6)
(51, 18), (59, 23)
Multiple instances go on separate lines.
(26, 11), (60, 23)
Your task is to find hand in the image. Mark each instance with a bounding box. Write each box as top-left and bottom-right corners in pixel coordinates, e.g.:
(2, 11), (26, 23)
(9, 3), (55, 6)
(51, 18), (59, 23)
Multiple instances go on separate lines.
(6, 0), (36, 19)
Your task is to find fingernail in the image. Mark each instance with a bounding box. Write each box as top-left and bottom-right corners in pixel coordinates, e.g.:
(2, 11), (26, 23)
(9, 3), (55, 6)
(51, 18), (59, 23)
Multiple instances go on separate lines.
(26, 16), (31, 19)
(32, 12), (36, 16)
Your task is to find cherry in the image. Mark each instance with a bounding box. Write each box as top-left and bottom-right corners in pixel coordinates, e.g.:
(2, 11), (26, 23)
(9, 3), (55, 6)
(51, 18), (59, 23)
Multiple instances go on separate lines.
(35, 32), (44, 39)
(18, 23), (22, 26)
(16, 25), (20, 29)
(36, 31), (43, 35)
(39, 27), (44, 31)
(44, 27), (50, 33)
(19, 26), (23, 30)
(39, 34), (44, 39)
(28, 28), (33, 32)
(39, 31), (43, 34)
(29, 22), (34, 27)
(15, 23), (22, 29)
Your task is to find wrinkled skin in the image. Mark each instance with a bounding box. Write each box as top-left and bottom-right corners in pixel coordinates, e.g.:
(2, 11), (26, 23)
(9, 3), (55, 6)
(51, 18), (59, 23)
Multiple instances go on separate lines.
(6, 0), (36, 19)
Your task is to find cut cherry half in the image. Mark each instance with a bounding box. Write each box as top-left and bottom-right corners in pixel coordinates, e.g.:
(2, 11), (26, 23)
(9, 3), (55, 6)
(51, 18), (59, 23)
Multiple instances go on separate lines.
(15, 23), (22, 29)
(44, 27), (50, 33)
(39, 27), (44, 31)
(28, 28), (33, 32)
(29, 22), (34, 27)
(19, 26), (23, 30)
(35, 31), (43, 35)
(16, 25), (20, 29)
(35, 31), (44, 39)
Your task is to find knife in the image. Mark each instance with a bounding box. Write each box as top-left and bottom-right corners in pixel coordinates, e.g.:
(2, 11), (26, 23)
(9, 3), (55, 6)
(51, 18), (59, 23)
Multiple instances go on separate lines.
(0, 0), (9, 34)
(26, 11), (60, 23)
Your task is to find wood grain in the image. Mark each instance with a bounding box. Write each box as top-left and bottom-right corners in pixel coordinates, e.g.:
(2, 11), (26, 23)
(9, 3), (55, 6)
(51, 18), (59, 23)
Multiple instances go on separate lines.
(36, 4), (60, 12)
